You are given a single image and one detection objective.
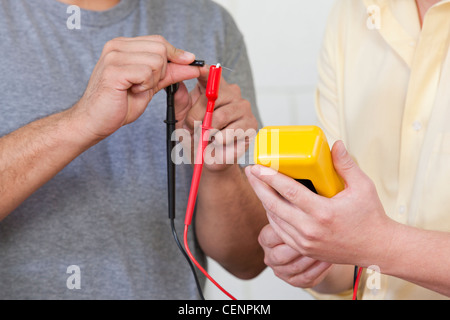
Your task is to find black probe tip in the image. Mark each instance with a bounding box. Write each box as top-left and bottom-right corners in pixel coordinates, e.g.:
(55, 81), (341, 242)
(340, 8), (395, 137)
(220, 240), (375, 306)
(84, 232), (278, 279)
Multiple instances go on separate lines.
(189, 60), (205, 67)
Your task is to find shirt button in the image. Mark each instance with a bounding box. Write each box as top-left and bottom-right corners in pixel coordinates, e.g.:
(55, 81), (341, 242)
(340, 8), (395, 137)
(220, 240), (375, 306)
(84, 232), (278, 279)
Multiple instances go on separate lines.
(398, 205), (407, 215)
(412, 121), (422, 131)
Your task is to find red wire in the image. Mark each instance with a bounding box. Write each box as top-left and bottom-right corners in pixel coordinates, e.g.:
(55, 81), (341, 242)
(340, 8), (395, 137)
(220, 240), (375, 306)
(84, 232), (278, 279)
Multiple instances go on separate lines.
(184, 224), (237, 300)
(181, 65), (236, 300)
(353, 267), (364, 300)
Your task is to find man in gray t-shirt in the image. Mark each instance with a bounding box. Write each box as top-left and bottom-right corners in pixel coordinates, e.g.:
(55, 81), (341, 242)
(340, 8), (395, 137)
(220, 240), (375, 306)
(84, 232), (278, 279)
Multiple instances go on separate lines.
(0, 0), (267, 299)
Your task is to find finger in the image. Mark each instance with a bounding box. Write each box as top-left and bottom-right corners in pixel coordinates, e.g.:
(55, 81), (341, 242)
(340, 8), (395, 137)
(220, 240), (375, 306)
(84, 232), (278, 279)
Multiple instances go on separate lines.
(249, 165), (322, 212)
(331, 140), (367, 188)
(105, 36), (195, 64)
(287, 261), (333, 287)
(209, 102), (244, 132)
(274, 255), (321, 277)
(103, 64), (155, 92)
(152, 36), (195, 64)
(265, 244), (305, 268)
(196, 64), (212, 88)
(172, 82), (192, 126)
(246, 166), (310, 253)
(157, 63), (202, 92)
(211, 116), (258, 147)
(258, 224), (284, 248)
(183, 94), (208, 131)
(102, 51), (166, 83)
(266, 210), (306, 254)
(244, 166), (297, 219)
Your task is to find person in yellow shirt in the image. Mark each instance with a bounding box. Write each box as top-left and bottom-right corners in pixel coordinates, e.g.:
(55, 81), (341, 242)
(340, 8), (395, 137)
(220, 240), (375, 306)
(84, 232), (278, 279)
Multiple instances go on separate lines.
(245, 0), (450, 299)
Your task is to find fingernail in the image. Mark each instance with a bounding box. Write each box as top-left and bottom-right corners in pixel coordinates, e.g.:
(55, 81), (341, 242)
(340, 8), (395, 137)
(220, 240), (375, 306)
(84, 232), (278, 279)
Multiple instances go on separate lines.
(250, 165), (261, 176)
(251, 165), (277, 177)
(180, 51), (195, 61)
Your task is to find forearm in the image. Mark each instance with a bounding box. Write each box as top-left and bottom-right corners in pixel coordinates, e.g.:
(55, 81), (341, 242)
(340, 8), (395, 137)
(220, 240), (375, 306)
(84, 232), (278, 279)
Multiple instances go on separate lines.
(377, 222), (450, 297)
(312, 223), (450, 297)
(195, 164), (267, 279)
(0, 108), (93, 220)
(315, 221), (450, 297)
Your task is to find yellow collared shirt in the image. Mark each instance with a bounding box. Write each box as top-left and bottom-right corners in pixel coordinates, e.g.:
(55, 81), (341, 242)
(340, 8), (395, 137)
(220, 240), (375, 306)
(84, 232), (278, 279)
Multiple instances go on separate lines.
(315, 0), (450, 299)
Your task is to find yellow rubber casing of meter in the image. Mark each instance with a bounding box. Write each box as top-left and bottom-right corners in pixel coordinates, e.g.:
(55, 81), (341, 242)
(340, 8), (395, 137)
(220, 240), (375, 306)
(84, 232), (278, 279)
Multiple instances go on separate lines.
(254, 125), (344, 198)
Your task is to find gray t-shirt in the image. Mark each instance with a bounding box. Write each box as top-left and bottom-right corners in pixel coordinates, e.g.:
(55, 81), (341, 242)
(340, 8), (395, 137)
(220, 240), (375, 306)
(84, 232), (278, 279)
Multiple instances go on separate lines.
(0, 0), (259, 299)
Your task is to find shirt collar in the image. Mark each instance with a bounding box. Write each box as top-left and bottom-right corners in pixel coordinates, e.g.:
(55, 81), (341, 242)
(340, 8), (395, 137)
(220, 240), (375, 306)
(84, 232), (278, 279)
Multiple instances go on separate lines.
(362, 0), (450, 68)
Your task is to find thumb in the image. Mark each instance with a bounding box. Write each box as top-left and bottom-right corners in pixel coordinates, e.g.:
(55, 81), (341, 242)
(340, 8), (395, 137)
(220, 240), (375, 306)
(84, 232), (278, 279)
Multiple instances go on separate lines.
(331, 140), (364, 187)
(157, 63), (201, 92)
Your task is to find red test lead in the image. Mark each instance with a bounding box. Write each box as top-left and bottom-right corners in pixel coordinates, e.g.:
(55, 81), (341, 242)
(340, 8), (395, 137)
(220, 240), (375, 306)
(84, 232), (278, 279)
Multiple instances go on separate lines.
(184, 64), (222, 227)
(183, 64), (237, 300)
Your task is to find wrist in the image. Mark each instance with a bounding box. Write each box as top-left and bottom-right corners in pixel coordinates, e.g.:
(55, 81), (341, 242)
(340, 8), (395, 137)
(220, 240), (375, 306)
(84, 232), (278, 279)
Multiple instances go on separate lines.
(360, 216), (401, 272)
(65, 103), (107, 149)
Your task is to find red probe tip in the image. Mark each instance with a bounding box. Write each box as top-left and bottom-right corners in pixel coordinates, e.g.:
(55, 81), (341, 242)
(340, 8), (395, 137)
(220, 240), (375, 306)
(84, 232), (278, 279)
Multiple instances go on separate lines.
(206, 64), (222, 102)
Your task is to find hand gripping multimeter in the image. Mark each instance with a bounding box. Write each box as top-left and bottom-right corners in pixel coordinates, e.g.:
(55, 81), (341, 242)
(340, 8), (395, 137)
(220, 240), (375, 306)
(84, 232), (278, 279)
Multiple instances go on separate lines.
(254, 125), (344, 198)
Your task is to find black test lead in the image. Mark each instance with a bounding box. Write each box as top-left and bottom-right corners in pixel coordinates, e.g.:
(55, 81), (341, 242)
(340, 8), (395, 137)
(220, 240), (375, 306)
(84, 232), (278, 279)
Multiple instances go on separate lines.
(189, 60), (206, 67)
(165, 80), (205, 300)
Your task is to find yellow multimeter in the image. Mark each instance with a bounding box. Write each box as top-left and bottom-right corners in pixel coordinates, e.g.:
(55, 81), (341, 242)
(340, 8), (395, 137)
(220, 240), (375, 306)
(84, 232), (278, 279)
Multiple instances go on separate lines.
(254, 125), (344, 198)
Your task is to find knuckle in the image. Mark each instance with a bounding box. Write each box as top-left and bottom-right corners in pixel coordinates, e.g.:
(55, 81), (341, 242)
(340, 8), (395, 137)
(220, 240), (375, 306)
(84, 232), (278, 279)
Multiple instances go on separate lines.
(257, 232), (267, 247)
(283, 185), (299, 203)
(212, 112), (226, 130)
(103, 50), (119, 64)
(263, 199), (278, 214)
(103, 39), (118, 53)
(296, 230), (316, 251)
(239, 99), (253, 115)
(154, 42), (168, 58)
(240, 97), (250, 107)
(228, 83), (242, 96)
(185, 115), (197, 131)
(156, 53), (165, 68)
(258, 225), (275, 247)
(143, 65), (154, 81)
(151, 34), (167, 43)
(263, 255), (272, 267)
(316, 209), (333, 226)
(297, 273), (316, 287)
(302, 228), (318, 243)
(341, 157), (357, 174)
(271, 249), (290, 266)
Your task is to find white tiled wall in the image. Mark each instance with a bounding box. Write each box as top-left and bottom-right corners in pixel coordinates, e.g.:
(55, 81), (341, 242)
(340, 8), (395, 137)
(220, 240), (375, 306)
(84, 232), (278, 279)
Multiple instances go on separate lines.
(204, 0), (336, 300)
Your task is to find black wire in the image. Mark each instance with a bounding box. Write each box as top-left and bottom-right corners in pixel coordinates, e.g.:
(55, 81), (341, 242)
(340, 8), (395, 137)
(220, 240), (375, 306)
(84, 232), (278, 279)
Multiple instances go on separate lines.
(170, 219), (205, 300)
(165, 84), (205, 300)
(353, 266), (358, 300)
